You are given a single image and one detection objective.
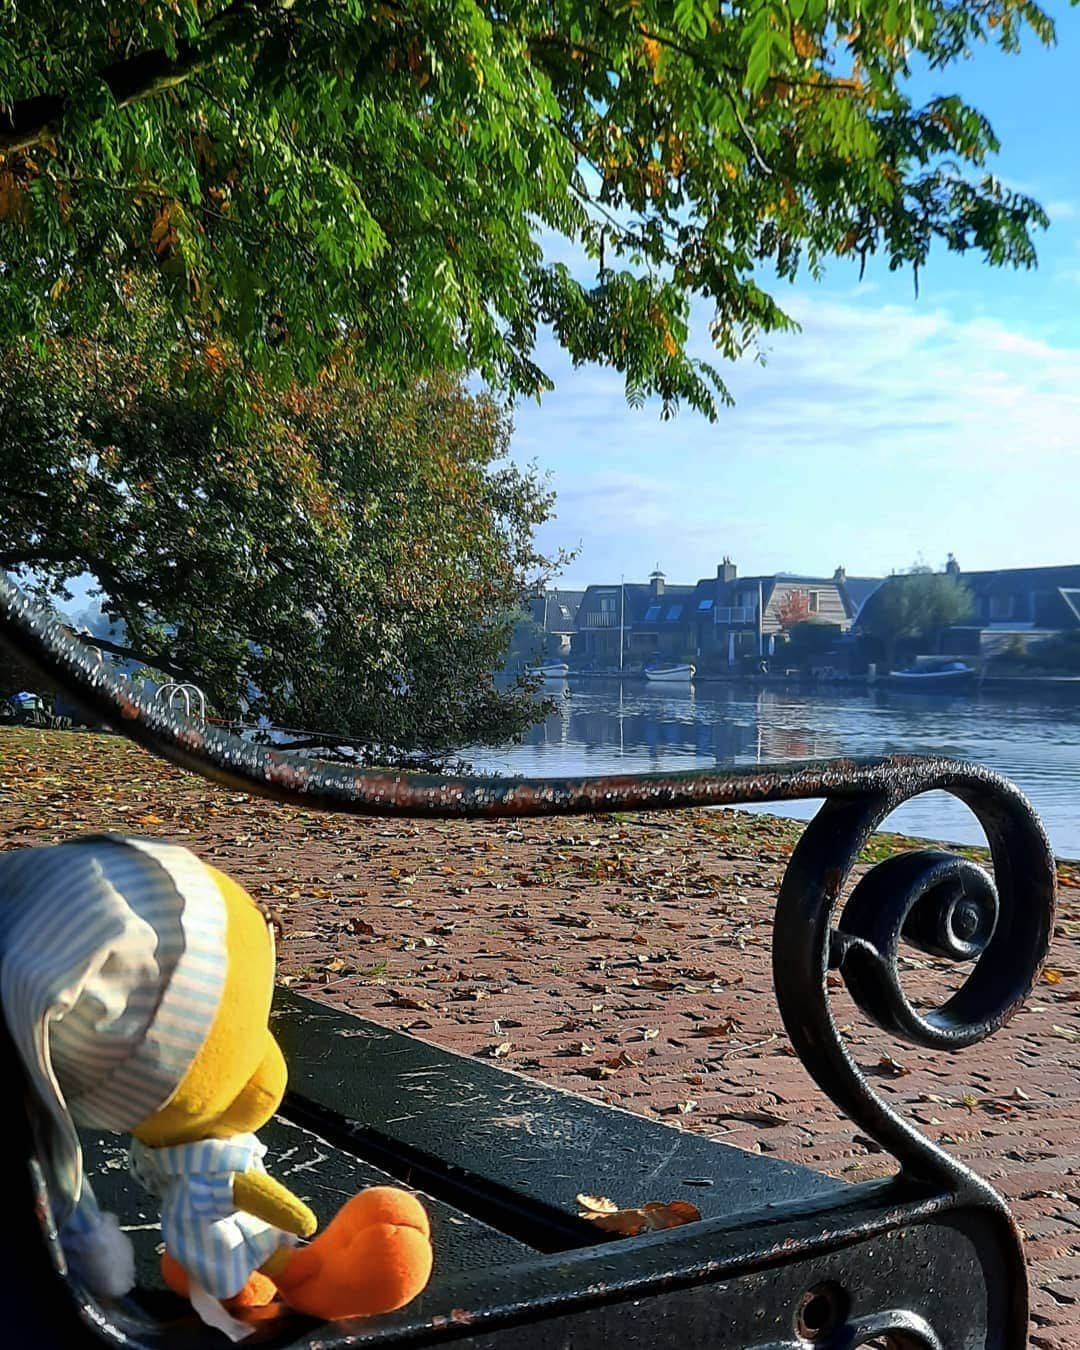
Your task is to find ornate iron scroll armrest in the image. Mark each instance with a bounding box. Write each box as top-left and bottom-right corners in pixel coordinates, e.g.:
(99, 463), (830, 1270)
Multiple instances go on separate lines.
(773, 780), (1056, 1193)
(0, 574), (1057, 1197)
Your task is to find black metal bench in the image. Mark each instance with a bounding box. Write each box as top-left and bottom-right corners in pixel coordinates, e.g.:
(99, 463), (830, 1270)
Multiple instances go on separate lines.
(0, 578), (1058, 1350)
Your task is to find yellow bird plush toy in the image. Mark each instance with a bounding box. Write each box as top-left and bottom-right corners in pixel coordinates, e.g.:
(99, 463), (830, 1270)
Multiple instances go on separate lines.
(0, 834), (433, 1339)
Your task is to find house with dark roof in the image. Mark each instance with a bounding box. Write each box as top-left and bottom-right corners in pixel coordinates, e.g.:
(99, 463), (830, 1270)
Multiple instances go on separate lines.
(683, 561), (874, 669)
(833, 569), (886, 627)
(938, 560), (1080, 658)
(572, 579), (656, 666)
(625, 570), (699, 663)
(525, 588), (585, 656)
(572, 561), (879, 669)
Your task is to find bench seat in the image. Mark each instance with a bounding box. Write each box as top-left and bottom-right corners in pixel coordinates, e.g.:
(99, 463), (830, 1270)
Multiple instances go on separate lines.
(0, 991), (1016, 1349)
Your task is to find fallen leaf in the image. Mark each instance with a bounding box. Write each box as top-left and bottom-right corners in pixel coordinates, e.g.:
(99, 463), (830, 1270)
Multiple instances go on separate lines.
(692, 1020), (739, 1038)
(876, 1054), (910, 1078)
(1043, 968), (1063, 985)
(605, 1050), (640, 1070)
(390, 993), (430, 1011)
(576, 1194), (618, 1216)
(580, 1200), (702, 1236)
(641, 1027), (659, 1042)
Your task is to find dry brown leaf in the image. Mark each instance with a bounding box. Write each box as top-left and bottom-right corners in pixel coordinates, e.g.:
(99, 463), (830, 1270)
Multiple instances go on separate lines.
(876, 1054), (910, 1078)
(605, 1050), (639, 1070)
(390, 994), (430, 1010)
(580, 1200), (702, 1236)
(692, 1020), (738, 1038)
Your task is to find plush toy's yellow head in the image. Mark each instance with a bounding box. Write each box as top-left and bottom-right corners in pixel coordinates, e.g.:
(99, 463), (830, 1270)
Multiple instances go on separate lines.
(134, 867), (286, 1147)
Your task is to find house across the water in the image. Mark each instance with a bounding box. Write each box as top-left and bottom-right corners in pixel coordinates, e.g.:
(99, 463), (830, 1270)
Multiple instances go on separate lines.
(572, 561), (882, 670)
(939, 559), (1080, 659)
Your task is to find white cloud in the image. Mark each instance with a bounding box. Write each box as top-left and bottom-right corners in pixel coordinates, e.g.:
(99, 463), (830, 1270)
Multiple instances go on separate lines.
(513, 286), (1080, 583)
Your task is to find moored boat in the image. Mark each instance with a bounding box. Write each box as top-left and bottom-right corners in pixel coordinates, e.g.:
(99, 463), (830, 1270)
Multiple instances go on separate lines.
(527, 661), (570, 678)
(886, 661), (975, 690)
(643, 662), (696, 683)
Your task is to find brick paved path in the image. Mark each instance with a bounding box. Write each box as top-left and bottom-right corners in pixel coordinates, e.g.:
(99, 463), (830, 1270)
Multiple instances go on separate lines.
(2, 729), (1079, 1346)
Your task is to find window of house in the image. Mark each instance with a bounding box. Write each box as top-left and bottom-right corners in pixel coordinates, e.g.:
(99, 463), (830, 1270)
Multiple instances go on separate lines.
(989, 594), (1014, 620)
(558, 605), (571, 619)
(808, 591), (820, 613)
(665, 604), (682, 621)
(599, 594), (617, 612)
(642, 604), (661, 623)
(697, 598), (713, 610)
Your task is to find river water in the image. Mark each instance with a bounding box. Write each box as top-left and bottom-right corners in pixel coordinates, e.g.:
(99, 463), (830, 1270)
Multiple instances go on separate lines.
(464, 679), (1080, 859)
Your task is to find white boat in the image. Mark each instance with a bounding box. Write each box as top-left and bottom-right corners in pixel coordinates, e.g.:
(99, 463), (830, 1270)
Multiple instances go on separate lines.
(527, 661), (570, 678)
(643, 662), (696, 683)
(886, 661), (975, 689)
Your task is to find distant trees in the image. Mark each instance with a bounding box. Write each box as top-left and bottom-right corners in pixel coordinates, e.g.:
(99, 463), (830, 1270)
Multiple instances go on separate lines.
(861, 565), (974, 666)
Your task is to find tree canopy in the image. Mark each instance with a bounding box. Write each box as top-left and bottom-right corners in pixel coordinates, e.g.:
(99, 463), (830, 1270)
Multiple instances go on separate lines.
(0, 331), (556, 754)
(860, 564), (974, 654)
(0, 0), (1058, 416)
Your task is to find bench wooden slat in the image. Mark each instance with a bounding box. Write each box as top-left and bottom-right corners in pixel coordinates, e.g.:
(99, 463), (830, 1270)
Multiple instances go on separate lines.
(273, 991), (846, 1248)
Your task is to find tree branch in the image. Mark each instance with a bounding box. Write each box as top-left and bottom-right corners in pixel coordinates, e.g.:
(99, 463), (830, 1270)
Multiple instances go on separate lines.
(0, 2), (272, 154)
(71, 631), (197, 684)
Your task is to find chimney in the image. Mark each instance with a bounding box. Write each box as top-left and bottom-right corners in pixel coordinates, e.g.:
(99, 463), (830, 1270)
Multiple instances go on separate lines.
(649, 566), (666, 599)
(833, 565), (846, 584)
(945, 553), (960, 578)
(717, 556), (737, 584)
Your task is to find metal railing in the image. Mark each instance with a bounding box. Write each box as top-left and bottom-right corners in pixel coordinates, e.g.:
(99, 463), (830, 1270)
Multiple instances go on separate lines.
(155, 681), (207, 725)
(713, 606), (756, 625)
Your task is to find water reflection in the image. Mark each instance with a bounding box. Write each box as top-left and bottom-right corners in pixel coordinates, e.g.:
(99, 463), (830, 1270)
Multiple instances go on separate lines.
(465, 680), (1080, 858)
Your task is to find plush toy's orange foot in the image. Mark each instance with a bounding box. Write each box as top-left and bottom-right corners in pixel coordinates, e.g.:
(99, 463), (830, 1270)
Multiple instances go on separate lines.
(275, 1186), (433, 1320)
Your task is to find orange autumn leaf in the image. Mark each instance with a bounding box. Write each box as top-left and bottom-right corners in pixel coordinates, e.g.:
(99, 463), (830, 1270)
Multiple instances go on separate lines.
(577, 1196), (701, 1236)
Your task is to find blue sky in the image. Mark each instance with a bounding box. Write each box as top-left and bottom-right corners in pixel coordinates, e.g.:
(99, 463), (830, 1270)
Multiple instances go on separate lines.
(513, 9), (1080, 590)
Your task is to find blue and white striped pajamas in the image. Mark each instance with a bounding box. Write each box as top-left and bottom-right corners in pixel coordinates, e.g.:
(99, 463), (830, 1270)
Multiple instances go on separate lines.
(129, 1133), (293, 1299)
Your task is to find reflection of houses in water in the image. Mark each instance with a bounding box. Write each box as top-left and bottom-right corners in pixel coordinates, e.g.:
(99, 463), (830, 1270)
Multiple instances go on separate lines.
(521, 686), (759, 766)
(520, 686), (845, 768)
(747, 692), (845, 763)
